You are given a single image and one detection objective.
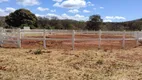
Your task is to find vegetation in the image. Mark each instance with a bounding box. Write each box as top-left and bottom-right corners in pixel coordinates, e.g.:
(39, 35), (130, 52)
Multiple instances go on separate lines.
(5, 9), (37, 28)
(1, 47), (142, 80)
(33, 49), (42, 55)
(0, 8), (142, 31)
(86, 15), (103, 30)
(36, 16), (142, 31)
(37, 17), (86, 30)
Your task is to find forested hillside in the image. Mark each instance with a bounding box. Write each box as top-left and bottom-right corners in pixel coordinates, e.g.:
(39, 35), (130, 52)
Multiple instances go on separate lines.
(0, 16), (142, 31)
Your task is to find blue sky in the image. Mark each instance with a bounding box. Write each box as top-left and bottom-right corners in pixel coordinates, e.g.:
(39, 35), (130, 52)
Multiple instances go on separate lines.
(0, 0), (142, 22)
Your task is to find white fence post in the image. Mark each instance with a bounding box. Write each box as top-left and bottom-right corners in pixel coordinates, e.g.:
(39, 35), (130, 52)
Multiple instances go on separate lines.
(18, 28), (21, 48)
(43, 29), (46, 49)
(122, 30), (126, 49)
(98, 30), (102, 49)
(0, 28), (3, 47)
(72, 30), (75, 50)
(136, 31), (139, 46)
(50, 29), (52, 34)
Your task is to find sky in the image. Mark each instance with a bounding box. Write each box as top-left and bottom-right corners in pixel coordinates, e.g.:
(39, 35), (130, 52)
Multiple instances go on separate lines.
(0, 0), (142, 22)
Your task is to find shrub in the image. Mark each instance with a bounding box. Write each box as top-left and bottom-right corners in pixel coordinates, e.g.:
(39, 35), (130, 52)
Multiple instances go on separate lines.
(34, 49), (42, 55)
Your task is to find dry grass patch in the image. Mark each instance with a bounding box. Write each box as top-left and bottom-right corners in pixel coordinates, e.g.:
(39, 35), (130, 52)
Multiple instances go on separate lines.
(0, 47), (142, 80)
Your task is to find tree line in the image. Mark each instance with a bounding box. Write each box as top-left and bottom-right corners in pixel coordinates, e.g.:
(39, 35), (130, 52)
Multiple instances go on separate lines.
(0, 8), (142, 31)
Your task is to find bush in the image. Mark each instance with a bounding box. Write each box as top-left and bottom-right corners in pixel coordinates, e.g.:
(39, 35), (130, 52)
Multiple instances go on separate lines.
(34, 49), (42, 55)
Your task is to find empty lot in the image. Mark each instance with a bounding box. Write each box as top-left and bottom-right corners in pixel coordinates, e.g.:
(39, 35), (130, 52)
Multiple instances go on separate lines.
(0, 46), (142, 80)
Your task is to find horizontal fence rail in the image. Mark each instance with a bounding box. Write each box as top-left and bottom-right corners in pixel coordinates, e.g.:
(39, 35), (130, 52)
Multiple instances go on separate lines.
(0, 28), (142, 50)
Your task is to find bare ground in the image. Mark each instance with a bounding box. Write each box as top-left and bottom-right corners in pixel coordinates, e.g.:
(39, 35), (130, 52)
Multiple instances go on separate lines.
(1, 46), (142, 80)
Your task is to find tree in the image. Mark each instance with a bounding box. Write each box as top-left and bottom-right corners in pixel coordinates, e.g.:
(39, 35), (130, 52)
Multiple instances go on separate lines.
(37, 17), (50, 29)
(131, 21), (142, 31)
(86, 15), (103, 30)
(5, 8), (37, 28)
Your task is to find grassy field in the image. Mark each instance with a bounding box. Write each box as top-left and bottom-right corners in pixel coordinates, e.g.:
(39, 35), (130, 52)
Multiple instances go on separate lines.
(0, 47), (142, 80)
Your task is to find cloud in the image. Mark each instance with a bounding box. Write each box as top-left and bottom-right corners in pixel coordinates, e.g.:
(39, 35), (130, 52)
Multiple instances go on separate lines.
(87, 1), (94, 6)
(37, 7), (49, 11)
(35, 14), (45, 17)
(0, 0), (8, 3)
(0, 7), (16, 16)
(0, 8), (8, 16)
(16, 0), (40, 6)
(104, 16), (126, 22)
(105, 16), (126, 20)
(83, 10), (90, 13)
(36, 13), (88, 21)
(53, 0), (62, 2)
(100, 7), (104, 9)
(50, 9), (56, 12)
(5, 7), (16, 12)
(53, 0), (86, 9)
(53, 3), (61, 7)
(103, 19), (112, 22)
(68, 9), (79, 13)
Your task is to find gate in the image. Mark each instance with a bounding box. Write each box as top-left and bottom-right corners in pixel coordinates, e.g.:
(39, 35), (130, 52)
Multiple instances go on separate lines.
(0, 28), (19, 47)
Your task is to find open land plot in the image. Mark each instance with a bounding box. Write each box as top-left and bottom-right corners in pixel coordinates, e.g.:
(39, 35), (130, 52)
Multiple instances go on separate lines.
(0, 46), (142, 80)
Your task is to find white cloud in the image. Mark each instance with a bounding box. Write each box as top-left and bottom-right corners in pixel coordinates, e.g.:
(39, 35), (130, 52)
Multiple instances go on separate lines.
(53, 0), (86, 9)
(0, 8), (7, 16)
(35, 14), (45, 17)
(83, 10), (90, 13)
(53, 0), (62, 2)
(115, 16), (126, 20)
(100, 7), (104, 9)
(16, 0), (40, 6)
(87, 1), (94, 6)
(50, 9), (56, 12)
(105, 16), (126, 20)
(0, 0), (8, 3)
(5, 7), (16, 13)
(53, 3), (61, 7)
(37, 7), (49, 11)
(68, 9), (79, 13)
(103, 19), (112, 22)
(36, 13), (88, 21)
(0, 7), (16, 16)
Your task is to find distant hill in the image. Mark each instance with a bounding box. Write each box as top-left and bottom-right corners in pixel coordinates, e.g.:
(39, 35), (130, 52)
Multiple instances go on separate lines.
(103, 18), (142, 31)
(128, 18), (142, 22)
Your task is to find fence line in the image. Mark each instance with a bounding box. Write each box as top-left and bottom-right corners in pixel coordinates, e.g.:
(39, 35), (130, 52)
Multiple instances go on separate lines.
(0, 28), (142, 50)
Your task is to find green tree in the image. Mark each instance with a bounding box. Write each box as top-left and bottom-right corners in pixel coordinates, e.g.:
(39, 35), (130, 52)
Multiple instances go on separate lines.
(5, 8), (37, 28)
(37, 17), (51, 29)
(131, 21), (142, 31)
(86, 15), (103, 30)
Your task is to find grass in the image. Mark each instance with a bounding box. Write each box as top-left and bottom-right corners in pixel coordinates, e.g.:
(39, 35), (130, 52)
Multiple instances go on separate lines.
(0, 47), (142, 80)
